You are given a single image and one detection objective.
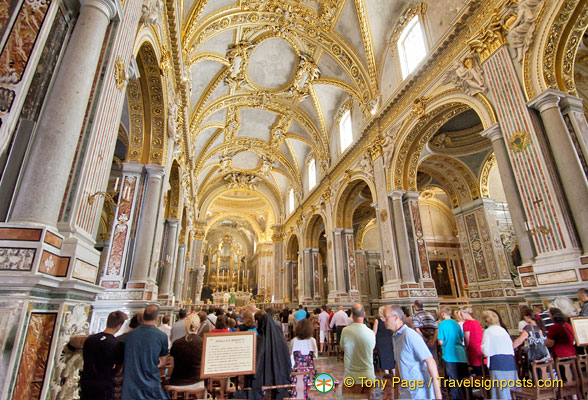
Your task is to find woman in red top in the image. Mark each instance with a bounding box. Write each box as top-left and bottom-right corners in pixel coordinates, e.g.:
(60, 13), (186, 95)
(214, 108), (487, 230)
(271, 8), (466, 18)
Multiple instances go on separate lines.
(211, 315), (230, 333)
(460, 307), (485, 376)
(545, 307), (576, 358)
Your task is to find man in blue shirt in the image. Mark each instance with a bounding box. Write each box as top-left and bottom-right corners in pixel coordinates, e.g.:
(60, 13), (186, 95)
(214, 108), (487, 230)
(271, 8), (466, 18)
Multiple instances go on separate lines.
(384, 305), (442, 400)
(437, 306), (468, 400)
(294, 305), (306, 321)
(122, 304), (169, 399)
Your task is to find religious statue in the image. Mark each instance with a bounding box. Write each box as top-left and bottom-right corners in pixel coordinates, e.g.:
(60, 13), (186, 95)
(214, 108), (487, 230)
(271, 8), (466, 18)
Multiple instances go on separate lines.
(358, 153), (373, 178)
(506, 0), (544, 63)
(167, 88), (180, 140)
(288, 53), (321, 98)
(382, 125), (399, 167)
(140, 0), (162, 26)
(444, 56), (487, 96)
(259, 155), (273, 176)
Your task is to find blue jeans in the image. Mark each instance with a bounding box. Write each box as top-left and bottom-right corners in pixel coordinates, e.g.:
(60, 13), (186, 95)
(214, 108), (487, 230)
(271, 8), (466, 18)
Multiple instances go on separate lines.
(444, 362), (469, 400)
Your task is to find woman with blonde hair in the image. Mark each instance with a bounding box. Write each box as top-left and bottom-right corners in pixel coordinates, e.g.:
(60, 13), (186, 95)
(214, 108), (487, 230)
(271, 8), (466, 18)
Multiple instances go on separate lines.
(168, 313), (205, 390)
(481, 310), (517, 400)
(372, 306), (395, 374)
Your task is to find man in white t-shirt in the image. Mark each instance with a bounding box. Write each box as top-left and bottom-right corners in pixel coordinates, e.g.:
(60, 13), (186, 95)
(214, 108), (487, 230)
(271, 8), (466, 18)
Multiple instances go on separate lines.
(318, 306), (330, 354)
(329, 306), (349, 344)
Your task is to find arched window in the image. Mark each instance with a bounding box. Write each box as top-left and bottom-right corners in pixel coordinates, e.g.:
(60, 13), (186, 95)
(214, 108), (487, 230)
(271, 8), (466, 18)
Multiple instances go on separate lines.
(339, 109), (353, 152)
(288, 188), (295, 214)
(398, 15), (427, 78)
(308, 158), (316, 190)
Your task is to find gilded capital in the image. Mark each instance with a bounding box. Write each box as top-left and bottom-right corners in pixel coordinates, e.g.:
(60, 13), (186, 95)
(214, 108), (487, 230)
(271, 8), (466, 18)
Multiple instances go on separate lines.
(367, 137), (383, 160)
(468, 13), (507, 63)
(192, 219), (207, 240)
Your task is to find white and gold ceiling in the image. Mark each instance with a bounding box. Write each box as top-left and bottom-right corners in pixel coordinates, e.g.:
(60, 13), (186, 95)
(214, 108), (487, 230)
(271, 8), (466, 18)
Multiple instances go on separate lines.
(183, 1), (405, 217)
(176, 0), (472, 244)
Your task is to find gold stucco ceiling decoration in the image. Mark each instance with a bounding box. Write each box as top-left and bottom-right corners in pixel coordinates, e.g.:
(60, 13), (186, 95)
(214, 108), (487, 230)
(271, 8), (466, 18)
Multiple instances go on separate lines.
(180, 0), (409, 216)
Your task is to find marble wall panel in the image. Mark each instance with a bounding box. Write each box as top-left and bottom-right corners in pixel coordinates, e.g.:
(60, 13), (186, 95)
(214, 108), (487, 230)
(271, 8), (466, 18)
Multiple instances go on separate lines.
(0, 247), (35, 270)
(12, 312), (57, 400)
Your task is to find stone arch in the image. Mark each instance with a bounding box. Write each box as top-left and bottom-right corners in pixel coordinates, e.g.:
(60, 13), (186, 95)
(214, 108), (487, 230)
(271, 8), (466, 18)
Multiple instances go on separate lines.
(418, 155), (480, 207)
(390, 98), (493, 191)
(304, 213), (326, 248)
(526, 0), (588, 100)
(479, 152), (498, 198)
(197, 184), (280, 224)
(286, 234), (300, 260)
(334, 177), (377, 229)
(126, 41), (166, 165)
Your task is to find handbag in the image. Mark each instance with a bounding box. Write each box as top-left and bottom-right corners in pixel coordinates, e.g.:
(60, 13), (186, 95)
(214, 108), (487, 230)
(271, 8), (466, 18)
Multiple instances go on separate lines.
(525, 325), (549, 361)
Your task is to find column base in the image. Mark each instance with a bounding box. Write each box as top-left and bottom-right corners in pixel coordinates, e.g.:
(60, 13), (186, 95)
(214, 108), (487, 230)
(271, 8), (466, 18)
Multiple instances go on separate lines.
(0, 273), (102, 399)
(157, 294), (176, 307)
(0, 222), (102, 284)
(518, 249), (586, 294)
(90, 298), (161, 333)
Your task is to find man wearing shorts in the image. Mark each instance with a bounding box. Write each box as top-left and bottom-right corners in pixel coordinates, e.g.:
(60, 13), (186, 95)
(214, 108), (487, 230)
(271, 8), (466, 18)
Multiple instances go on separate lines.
(318, 306), (330, 354)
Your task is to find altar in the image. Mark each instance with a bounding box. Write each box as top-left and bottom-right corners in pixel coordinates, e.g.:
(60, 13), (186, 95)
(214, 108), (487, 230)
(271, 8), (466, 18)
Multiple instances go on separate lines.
(212, 291), (253, 307)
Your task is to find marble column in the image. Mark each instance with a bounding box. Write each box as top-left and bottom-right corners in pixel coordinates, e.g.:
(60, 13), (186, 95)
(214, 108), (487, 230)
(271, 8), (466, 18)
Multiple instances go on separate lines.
(560, 94), (588, 178)
(372, 154), (401, 288)
(311, 248), (321, 301)
(473, 42), (579, 279)
(10, 0), (118, 226)
(99, 163), (143, 289)
(128, 165), (165, 288)
(332, 228), (349, 297)
(342, 229), (360, 298)
(272, 226), (284, 301)
(292, 260), (299, 302)
(528, 89), (588, 252)
(301, 248), (313, 302)
(390, 190), (416, 283)
(173, 244), (186, 305)
(159, 218), (179, 298)
(194, 266), (205, 303)
(404, 191), (433, 285)
(481, 124), (535, 266)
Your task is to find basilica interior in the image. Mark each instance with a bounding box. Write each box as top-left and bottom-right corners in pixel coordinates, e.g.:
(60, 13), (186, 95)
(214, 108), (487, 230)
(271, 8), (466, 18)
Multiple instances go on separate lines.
(0, 0), (587, 398)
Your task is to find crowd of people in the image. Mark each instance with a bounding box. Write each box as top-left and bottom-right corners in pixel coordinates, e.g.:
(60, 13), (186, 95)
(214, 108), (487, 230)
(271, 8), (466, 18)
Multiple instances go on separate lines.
(78, 290), (588, 400)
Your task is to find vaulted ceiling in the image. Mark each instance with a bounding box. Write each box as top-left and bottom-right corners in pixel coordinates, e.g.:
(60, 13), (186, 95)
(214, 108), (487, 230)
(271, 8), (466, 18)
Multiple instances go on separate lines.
(181, 0), (411, 222)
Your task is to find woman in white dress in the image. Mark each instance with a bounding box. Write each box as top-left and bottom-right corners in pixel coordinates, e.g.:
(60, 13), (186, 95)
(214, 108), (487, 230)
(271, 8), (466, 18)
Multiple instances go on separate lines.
(289, 318), (318, 369)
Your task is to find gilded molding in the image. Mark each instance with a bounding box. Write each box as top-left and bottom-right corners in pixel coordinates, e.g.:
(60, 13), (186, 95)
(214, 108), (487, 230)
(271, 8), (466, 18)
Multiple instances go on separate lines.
(479, 152), (498, 198)
(541, 0), (588, 95)
(353, 0), (378, 88)
(183, 7), (374, 101)
(390, 3), (428, 44)
(468, 12), (508, 63)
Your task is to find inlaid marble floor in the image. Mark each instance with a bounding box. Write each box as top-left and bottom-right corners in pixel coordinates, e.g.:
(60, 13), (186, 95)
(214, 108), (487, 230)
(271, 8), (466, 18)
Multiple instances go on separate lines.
(308, 356), (393, 400)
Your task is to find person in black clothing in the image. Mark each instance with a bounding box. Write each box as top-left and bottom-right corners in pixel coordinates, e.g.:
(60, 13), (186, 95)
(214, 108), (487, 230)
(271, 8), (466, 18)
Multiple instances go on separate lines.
(249, 314), (292, 400)
(80, 310), (127, 400)
(280, 307), (290, 324)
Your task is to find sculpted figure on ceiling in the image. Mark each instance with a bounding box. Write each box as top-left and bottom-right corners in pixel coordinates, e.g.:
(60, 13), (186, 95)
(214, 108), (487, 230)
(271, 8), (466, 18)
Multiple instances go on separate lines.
(224, 172), (262, 190)
(444, 56), (487, 96)
(140, 0), (162, 26)
(226, 41), (254, 89)
(358, 153), (373, 178)
(506, 0), (544, 63)
(382, 125), (400, 167)
(288, 53), (321, 98)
